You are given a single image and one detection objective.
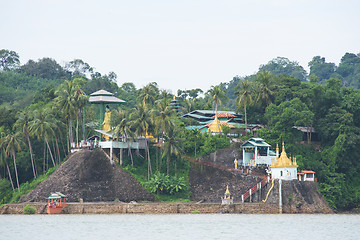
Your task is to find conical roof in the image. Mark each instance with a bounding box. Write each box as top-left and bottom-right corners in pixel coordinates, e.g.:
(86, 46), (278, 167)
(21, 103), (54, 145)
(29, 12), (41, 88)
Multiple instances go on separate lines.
(89, 89), (126, 103)
(90, 89), (114, 96)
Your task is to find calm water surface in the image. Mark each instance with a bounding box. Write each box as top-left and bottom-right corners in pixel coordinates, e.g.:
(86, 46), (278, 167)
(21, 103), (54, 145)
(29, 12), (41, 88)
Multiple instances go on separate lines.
(1, 214), (359, 240)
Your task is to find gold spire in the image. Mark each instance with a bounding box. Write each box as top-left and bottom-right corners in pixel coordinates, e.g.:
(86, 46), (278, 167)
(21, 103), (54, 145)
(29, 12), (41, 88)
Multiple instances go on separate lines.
(270, 142), (298, 168)
(224, 185), (231, 199)
(173, 95), (176, 100)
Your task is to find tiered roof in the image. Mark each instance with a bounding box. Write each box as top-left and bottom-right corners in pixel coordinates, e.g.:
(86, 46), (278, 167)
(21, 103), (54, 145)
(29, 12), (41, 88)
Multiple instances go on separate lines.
(270, 143), (298, 168)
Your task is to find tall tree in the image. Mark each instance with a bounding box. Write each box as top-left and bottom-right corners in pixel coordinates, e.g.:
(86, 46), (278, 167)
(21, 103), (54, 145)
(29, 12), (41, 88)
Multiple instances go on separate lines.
(0, 49), (20, 71)
(4, 132), (23, 192)
(0, 137), (15, 192)
(130, 103), (153, 179)
(259, 57), (307, 81)
(20, 58), (67, 80)
(29, 109), (57, 169)
(13, 111), (37, 178)
(152, 98), (175, 170)
(112, 109), (134, 166)
(138, 83), (158, 107)
(72, 81), (88, 145)
(56, 80), (76, 150)
(207, 85), (228, 132)
(235, 80), (254, 135)
(162, 124), (183, 175)
(255, 71), (274, 107)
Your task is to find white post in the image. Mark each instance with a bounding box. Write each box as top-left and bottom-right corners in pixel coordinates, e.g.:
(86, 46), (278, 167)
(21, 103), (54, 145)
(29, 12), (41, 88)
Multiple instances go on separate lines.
(243, 148), (246, 167)
(110, 144), (113, 165)
(279, 179), (282, 214)
(249, 189), (252, 202)
(242, 195), (244, 203)
(254, 147), (258, 165)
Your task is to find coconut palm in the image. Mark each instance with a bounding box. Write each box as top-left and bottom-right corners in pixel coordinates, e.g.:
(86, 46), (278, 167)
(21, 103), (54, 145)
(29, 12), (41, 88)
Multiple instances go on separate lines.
(112, 109), (134, 165)
(29, 109), (57, 169)
(152, 99), (175, 170)
(13, 111), (37, 178)
(55, 80), (76, 150)
(235, 80), (254, 136)
(0, 137), (15, 192)
(73, 85), (88, 146)
(138, 83), (157, 107)
(162, 124), (183, 175)
(182, 98), (196, 114)
(4, 132), (23, 192)
(255, 71), (274, 107)
(130, 103), (153, 179)
(207, 86), (228, 133)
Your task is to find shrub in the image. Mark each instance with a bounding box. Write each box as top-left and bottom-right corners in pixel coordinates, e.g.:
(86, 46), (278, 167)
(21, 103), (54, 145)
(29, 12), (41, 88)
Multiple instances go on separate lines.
(145, 173), (187, 195)
(23, 204), (36, 214)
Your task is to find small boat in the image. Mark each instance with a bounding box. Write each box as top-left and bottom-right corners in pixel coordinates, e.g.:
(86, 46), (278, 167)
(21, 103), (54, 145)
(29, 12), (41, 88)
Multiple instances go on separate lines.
(46, 192), (67, 214)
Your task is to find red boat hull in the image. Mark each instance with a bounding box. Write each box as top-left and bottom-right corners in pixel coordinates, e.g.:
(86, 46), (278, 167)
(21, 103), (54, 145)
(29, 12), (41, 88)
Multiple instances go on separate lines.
(46, 203), (67, 214)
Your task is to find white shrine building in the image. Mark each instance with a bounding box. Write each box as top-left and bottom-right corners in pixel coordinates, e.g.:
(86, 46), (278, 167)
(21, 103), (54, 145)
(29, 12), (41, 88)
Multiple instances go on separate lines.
(269, 142), (298, 180)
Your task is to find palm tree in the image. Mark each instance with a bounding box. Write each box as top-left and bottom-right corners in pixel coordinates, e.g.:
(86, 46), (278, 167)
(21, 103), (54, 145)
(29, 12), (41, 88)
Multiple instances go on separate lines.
(13, 111), (37, 178)
(73, 85), (88, 146)
(207, 86), (228, 133)
(138, 83), (157, 107)
(0, 137), (15, 192)
(235, 80), (254, 135)
(182, 98), (195, 114)
(29, 109), (57, 169)
(130, 103), (153, 179)
(255, 71), (274, 107)
(152, 99), (175, 170)
(4, 132), (23, 192)
(112, 109), (134, 166)
(162, 124), (183, 175)
(55, 80), (76, 151)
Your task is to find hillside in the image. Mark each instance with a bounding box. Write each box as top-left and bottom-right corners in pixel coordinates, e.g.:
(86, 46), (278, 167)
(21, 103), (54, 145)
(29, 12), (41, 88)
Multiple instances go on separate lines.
(20, 149), (155, 202)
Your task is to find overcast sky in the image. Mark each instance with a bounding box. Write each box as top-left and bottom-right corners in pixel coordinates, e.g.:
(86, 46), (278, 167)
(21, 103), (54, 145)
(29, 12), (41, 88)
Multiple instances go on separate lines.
(2, 0), (359, 93)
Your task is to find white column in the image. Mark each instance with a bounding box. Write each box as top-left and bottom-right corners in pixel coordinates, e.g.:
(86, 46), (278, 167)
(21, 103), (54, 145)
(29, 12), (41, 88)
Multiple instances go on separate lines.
(279, 179), (282, 214)
(243, 148), (246, 167)
(254, 147), (258, 165)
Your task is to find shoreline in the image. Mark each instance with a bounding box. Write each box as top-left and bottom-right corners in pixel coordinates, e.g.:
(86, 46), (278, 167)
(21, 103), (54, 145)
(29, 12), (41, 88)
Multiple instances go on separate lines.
(0, 201), (335, 215)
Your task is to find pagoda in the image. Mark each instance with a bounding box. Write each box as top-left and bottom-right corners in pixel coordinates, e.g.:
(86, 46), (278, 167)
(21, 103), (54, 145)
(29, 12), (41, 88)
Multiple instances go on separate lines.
(89, 89), (125, 128)
(269, 143), (298, 180)
(169, 96), (181, 115)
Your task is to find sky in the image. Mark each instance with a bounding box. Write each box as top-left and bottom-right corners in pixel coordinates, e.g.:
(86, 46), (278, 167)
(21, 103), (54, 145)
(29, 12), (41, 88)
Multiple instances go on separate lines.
(2, 0), (360, 93)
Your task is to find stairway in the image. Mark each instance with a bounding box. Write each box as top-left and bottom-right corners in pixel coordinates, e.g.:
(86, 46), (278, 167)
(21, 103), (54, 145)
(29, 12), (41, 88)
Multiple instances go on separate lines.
(241, 176), (268, 203)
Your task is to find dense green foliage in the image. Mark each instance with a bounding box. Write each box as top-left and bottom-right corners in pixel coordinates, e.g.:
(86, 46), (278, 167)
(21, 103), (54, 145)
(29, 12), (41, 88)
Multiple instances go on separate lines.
(145, 173), (187, 195)
(1, 49), (360, 210)
(22, 204), (36, 214)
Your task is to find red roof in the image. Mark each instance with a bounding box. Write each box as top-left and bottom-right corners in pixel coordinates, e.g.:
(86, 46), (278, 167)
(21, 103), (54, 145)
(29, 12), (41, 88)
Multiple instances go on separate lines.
(213, 113), (236, 118)
(297, 170), (315, 175)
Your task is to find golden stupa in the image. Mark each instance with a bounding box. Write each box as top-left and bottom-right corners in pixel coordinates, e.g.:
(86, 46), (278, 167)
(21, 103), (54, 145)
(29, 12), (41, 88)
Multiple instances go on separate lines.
(270, 142), (298, 168)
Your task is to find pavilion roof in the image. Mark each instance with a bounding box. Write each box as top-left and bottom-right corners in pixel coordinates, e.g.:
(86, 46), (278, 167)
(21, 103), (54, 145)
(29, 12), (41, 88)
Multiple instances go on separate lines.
(89, 89), (125, 103)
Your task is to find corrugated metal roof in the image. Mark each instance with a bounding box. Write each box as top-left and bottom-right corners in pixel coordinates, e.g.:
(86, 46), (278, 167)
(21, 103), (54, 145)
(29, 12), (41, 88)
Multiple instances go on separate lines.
(90, 89), (114, 96)
(89, 95), (126, 103)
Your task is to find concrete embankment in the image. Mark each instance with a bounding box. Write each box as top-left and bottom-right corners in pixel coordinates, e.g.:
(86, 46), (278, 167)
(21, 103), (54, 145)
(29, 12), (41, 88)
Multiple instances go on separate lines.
(1, 202), (282, 214)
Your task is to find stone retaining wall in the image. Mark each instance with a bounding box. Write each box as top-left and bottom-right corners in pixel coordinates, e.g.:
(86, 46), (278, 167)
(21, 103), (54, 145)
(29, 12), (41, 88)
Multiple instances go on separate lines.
(1, 202), (282, 214)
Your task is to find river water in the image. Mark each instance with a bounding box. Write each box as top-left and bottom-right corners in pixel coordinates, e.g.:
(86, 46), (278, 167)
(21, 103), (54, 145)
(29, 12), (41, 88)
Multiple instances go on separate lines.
(1, 214), (359, 240)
